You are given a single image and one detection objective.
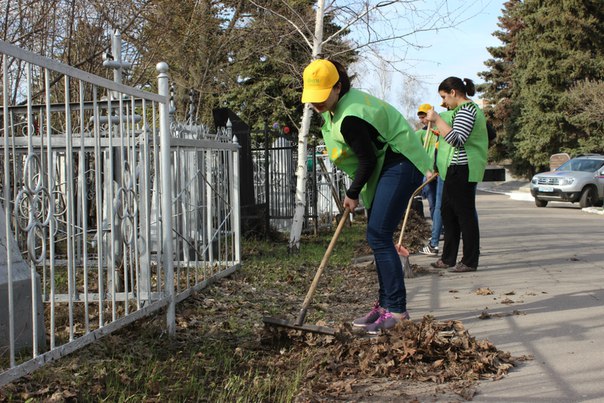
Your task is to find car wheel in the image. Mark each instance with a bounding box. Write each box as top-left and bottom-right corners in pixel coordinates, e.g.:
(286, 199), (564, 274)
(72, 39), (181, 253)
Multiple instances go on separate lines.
(579, 187), (597, 208)
(535, 198), (548, 207)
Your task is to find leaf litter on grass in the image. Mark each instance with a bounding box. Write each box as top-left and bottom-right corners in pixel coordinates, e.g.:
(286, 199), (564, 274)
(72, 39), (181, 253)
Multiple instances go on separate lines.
(0, 214), (530, 402)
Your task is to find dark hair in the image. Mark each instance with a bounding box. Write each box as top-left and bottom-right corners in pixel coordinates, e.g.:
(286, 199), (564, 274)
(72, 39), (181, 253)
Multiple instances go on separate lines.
(438, 76), (476, 97)
(327, 59), (351, 97)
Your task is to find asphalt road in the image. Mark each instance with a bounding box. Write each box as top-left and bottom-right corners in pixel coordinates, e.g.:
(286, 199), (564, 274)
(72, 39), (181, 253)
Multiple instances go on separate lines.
(410, 189), (604, 402)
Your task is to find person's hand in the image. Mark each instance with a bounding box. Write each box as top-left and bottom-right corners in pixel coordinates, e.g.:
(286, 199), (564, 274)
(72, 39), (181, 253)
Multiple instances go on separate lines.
(395, 243), (409, 257)
(425, 170), (434, 180)
(343, 195), (359, 212)
(426, 109), (438, 122)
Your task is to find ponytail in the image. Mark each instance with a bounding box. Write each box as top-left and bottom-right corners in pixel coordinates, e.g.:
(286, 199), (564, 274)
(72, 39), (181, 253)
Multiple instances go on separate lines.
(438, 76), (475, 97)
(463, 78), (476, 97)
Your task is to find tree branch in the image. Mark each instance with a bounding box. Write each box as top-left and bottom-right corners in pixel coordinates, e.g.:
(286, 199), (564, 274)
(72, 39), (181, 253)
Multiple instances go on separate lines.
(247, 0), (313, 50)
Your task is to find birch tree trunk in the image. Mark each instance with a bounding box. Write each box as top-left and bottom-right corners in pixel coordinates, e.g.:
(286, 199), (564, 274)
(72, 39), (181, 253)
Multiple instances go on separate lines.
(288, 0), (325, 253)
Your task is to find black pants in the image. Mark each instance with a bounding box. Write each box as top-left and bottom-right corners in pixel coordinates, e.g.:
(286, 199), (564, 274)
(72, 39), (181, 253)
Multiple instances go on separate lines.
(441, 165), (480, 268)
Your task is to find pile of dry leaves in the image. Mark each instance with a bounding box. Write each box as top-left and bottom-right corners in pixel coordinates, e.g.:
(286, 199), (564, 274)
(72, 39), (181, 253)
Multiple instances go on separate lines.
(265, 316), (530, 400)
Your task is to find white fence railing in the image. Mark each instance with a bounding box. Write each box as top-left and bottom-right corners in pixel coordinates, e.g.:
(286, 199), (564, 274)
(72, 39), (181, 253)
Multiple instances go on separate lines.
(0, 41), (240, 386)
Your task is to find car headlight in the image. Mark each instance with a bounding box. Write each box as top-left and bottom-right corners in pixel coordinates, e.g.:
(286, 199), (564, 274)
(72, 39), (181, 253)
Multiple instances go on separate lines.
(558, 178), (575, 186)
(531, 178), (538, 185)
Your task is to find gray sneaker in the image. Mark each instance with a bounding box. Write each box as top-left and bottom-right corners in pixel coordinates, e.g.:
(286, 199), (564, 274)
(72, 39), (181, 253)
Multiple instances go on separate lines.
(419, 244), (439, 256)
(365, 310), (410, 334)
(352, 301), (383, 327)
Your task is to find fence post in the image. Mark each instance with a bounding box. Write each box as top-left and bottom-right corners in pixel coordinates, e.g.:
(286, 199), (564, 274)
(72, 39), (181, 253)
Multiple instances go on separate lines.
(229, 120), (241, 264)
(263, 121), (270, 237)
(157, 62), (175, 336)
(2, 55), (15, 368)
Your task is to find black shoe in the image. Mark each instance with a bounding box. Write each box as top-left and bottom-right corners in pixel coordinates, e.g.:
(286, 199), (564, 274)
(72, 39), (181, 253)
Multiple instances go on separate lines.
(431, 259), (452, 269)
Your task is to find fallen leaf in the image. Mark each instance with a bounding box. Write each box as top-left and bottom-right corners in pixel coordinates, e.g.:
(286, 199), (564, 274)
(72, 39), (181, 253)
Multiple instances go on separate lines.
(475, 288), (494, 295)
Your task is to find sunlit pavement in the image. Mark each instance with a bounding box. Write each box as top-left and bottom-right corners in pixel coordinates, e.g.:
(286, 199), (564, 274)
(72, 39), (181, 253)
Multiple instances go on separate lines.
(411, 187), (604, 402)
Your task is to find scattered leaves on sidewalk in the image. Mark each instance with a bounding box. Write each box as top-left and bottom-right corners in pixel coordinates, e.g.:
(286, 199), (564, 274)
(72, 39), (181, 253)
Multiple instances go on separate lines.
(475, 288), (495, 295)
(479, 309), (527, 320)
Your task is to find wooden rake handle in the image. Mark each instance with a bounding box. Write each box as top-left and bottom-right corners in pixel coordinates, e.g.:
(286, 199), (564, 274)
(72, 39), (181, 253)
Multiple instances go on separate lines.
(397, 174), (439, 247)
(422, 122), (432, 150)
(295, 207), (351, 326)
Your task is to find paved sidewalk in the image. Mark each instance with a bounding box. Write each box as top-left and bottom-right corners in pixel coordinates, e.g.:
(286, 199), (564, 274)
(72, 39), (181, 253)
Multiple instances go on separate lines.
(477, 179), (531, 195)
(409, 189), (604, 402)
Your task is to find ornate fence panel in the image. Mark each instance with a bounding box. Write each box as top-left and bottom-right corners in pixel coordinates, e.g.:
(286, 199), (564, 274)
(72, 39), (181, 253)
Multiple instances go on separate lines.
(167, 122), (241, 301)
(308, 144), (350, 225)
(251, 127), (350, 233)
(251, 129), (297, 231)
(0, 41), (240, 386)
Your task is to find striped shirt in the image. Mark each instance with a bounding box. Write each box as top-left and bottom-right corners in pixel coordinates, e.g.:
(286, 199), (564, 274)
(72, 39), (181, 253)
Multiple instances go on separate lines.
(443, 103), (477, 165)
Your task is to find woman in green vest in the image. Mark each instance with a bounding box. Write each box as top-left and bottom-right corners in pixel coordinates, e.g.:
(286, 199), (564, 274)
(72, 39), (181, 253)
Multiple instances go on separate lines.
(425, 77), (488, 272)
(301, 59), (433, 334)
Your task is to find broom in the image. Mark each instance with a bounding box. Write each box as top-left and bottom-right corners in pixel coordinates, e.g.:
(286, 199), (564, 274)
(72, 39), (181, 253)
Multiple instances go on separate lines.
(396, 174), (438, 277)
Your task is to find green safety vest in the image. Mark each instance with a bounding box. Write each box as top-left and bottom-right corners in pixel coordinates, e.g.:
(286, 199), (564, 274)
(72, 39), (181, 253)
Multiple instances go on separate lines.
(436, 103), (488, 181)
(321, 89), (432, 208)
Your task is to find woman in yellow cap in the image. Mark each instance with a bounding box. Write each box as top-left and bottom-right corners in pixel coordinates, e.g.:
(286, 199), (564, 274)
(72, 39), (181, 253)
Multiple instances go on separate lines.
(301, 59), (433, 334)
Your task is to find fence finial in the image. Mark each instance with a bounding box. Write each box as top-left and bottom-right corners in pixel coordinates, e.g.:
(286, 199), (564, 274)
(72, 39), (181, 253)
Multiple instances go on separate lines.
(156, 62), (169, 74)
(227, 118), (233, 140)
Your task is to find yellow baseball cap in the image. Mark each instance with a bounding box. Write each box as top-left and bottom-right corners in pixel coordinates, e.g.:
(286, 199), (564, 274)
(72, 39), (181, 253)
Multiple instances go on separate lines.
(301, 59), (340, 103)
(417, 103), (432, 115)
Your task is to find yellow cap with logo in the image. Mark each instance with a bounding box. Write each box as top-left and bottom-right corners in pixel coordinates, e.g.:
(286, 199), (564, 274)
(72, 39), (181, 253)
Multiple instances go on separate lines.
(417, 103), (432, 115)
(301, 59), (340, 103)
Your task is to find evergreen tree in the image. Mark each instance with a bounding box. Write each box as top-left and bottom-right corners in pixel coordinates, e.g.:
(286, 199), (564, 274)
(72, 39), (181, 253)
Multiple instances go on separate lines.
(134, 0), (354, 130)
(563, 79), (604, 154)
(478, 0), (523, 166)
(512, 0), (604, 173)
(220, 1), (354, 132)
(136, 0), (238, 124)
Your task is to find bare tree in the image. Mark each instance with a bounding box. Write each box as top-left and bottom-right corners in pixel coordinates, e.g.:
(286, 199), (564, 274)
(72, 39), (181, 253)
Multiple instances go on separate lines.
(367, 56), (392, 101)
(1, 0), (150, 105)
(396, 75), (426, 125)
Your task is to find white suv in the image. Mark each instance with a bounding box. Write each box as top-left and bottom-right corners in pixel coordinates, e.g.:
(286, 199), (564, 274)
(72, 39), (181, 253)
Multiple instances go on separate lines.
(530, 154), (604, 208)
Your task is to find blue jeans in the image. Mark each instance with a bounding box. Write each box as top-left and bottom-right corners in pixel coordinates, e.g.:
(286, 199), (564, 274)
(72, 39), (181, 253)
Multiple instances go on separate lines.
(429, 176), (444, 248)
(422, 177), (437, 219)
(367, 160), (422, 313)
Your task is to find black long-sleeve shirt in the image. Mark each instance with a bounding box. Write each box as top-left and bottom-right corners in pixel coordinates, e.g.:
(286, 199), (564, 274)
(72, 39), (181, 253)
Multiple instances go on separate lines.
(340, 116), (407, 200)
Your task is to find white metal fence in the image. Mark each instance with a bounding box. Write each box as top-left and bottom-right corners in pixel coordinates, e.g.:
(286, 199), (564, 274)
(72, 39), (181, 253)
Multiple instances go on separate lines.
(0, 40), (240, 386)
(251, 132), (352, 233)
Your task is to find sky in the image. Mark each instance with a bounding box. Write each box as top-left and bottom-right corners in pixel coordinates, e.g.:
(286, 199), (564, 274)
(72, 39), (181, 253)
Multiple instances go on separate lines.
(350, 0), (507, 118)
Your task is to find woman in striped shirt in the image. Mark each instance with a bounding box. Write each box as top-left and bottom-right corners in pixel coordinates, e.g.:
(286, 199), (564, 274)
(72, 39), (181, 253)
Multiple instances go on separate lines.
(425, 77), (488, 272)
